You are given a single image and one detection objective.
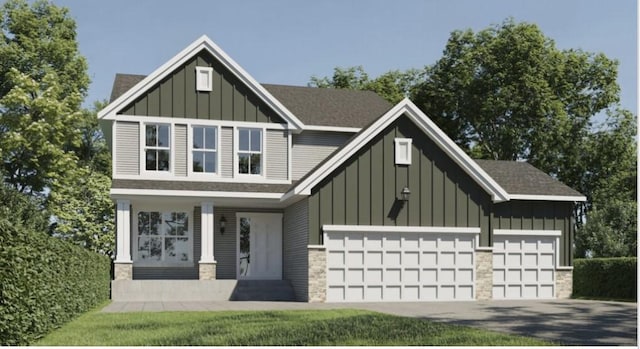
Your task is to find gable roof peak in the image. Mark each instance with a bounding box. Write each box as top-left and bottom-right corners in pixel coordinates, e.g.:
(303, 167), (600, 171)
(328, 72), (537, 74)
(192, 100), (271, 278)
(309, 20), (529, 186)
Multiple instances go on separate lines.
(98, 35), (305, 131)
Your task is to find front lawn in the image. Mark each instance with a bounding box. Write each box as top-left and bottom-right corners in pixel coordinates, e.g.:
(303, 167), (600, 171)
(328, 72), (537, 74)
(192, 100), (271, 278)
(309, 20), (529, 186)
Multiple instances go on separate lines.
(36, 308), (552, 346)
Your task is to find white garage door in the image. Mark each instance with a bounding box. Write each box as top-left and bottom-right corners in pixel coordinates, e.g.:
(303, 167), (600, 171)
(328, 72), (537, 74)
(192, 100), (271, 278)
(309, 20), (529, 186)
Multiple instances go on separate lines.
(324, 226), (480, 302)
(492, 230), (560, 299)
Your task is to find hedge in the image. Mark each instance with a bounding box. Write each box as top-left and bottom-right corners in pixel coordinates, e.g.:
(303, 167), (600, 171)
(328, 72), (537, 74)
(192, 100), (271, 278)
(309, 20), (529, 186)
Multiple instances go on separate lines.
(0, 219), (111, 345)
(573, 257), (637, 301)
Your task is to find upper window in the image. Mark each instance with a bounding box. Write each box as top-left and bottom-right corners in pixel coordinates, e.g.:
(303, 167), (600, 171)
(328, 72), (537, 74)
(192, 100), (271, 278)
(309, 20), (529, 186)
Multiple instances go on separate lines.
(195, 66), (213, 92)
(145, 124), (170, 171)
(394, 138), (412, 165)
(238, 128), (262, 175)
(192, 126), (217, 174)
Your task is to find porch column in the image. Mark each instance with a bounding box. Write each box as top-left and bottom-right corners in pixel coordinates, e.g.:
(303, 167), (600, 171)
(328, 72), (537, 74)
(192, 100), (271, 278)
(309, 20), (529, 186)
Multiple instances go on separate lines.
(199, 202), (217, 280)
(114, 199), (132, 280)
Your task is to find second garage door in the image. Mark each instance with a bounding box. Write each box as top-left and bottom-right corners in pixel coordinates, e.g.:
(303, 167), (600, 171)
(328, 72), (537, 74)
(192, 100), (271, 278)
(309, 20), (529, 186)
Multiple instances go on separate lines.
(492, 230), (560, 299)
(324, 226), (480, 302)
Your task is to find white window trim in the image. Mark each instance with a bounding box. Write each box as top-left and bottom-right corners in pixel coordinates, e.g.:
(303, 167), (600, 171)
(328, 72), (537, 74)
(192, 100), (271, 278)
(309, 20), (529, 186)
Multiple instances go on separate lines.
(140, 122), (174, 178)
(394, 138), (412, 165)
(195, 66), (213, 92)
(132, 205), (194, 267)
(188, 125), (221, 177)
(234, 126), (266, 178)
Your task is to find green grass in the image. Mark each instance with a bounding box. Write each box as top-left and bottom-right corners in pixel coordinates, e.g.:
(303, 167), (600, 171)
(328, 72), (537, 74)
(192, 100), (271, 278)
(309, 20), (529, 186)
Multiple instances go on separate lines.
(35, 307), (552, 346)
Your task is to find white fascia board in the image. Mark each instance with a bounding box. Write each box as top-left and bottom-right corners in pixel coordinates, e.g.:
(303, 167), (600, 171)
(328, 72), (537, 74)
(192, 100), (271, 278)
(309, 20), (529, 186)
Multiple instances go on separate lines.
(323, 224), (481, 234)
(509, 194), (587, 202)
(110, 188), (283, 200)
(303, 125), (361, 133)
(493, 229), (562, 237)
(289, 98), (510, 203)
(98, 35), (305, 132)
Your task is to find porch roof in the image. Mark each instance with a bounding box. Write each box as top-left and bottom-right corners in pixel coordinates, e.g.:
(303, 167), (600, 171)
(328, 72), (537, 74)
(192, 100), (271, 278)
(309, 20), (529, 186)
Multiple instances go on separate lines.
(112, 179), (294, 193)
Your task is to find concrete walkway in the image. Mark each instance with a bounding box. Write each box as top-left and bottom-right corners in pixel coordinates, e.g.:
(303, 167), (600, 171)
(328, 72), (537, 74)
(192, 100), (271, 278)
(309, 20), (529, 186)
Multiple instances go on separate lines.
(102, 299), (637, 346)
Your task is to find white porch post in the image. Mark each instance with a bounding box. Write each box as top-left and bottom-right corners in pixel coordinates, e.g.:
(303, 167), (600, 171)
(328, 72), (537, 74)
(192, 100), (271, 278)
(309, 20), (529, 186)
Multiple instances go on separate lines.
(199, 202), (217, 280)
(114, 199), (132, 280)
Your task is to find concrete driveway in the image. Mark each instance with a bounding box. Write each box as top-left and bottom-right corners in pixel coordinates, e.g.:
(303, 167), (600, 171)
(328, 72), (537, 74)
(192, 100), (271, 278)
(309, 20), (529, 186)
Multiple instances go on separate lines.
(350, 299), (637, 346)
(103, 299), (637, 346)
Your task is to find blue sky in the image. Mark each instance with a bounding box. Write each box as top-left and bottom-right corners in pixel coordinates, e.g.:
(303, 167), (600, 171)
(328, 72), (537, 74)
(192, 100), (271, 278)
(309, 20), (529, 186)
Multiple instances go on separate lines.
(54, 0), (637, 116)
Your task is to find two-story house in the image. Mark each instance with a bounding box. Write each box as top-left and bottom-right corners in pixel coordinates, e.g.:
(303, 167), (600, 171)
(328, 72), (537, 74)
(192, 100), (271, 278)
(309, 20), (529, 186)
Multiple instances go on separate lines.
(99, 35), (585, 303)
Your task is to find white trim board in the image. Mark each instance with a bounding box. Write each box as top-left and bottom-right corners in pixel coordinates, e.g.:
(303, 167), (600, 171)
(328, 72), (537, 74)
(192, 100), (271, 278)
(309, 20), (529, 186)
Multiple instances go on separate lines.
(509, 194), (587, 202)
(323, 224), (481, 234)
(98, 35), (305, 132)
(493, 229), (562, 237)
(288, 99), (510, 203)
(110, 188), (283, 199)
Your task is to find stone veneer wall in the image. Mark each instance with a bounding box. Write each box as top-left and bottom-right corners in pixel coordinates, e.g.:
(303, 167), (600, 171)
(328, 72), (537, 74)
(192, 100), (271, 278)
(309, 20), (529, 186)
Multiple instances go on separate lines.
(199, 263), (217, 280)
(556, 268), (573, 299)
(308, 247), (326, 302)
(114, 263), (132, 280)
(475, 249), (493, 300)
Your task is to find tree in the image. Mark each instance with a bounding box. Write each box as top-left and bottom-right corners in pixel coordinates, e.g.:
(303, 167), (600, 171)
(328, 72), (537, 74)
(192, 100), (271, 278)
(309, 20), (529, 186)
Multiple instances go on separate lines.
(310, 66), (423, 104)
(575, 199), (637, 258)
(0, 0), (89, 194)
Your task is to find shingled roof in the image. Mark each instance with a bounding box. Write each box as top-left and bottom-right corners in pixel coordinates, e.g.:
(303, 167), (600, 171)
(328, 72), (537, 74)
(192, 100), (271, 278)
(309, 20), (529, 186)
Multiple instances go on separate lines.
(474, 159), (584, 197)
(108, 74), (391, 128)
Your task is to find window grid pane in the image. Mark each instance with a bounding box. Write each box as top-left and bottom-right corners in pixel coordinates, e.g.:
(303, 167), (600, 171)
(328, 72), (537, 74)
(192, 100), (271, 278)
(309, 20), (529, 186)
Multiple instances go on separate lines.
(145, 124), (170, 172)
(237, 128), (262, 175)
(137, 211), (190, 263)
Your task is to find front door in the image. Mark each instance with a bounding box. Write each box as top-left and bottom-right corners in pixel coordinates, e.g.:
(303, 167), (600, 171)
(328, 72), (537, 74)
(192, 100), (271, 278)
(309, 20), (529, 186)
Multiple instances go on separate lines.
(236, 212), (282, 280)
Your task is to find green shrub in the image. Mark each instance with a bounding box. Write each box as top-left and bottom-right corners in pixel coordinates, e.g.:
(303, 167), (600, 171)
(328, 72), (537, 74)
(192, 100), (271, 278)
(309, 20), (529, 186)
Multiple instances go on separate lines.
(573, 257), (637, 300)
(0, 219), (111, 345)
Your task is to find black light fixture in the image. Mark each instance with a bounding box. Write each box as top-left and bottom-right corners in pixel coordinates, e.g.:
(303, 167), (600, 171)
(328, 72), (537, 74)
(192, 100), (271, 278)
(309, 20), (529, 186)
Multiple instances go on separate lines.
(219, 215), (227, 234)
(400, 187), (411, 202)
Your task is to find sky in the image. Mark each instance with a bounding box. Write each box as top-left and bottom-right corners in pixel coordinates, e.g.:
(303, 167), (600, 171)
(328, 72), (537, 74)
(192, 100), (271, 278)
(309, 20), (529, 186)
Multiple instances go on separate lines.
(54, 0), (637, 117)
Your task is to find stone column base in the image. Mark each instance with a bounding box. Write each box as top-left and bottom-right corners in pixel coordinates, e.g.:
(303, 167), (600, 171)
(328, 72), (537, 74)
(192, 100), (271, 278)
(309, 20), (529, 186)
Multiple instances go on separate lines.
(114, 262), (132, 280)
(199, 262), (217, 280)
(556, 268), (573, 298)
(308, 246), (326, 303)
(475, 248), (493, 300)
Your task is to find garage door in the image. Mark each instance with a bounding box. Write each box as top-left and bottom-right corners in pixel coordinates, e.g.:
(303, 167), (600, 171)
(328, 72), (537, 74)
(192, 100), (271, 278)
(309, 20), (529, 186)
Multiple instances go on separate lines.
(324, 226), (480, 302)
(492, 230), (560, 299)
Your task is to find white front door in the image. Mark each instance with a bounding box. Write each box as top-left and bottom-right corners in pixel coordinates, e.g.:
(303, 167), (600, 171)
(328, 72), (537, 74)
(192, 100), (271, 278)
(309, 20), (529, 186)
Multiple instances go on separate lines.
(237, 212), (282, 280)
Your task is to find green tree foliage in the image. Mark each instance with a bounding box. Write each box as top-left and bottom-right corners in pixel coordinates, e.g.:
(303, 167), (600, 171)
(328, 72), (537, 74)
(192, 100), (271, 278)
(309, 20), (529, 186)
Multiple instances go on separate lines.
(310, 18), (636, 257)
(0, 0), (89, 194)
(48, 167), (114, 256)
(310, 66), (423, 104)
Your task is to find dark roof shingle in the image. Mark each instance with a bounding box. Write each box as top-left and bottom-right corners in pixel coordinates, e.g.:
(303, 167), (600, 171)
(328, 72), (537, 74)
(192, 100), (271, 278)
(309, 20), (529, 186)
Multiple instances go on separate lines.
(474, 159), (584, 197)
(108, 74), (392, 128)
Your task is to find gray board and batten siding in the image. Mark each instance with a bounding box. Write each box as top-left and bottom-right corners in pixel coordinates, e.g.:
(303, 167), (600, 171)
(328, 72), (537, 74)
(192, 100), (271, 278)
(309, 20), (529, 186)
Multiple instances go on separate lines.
(306, 114), (574, 267)
(118, 49), (286, 124)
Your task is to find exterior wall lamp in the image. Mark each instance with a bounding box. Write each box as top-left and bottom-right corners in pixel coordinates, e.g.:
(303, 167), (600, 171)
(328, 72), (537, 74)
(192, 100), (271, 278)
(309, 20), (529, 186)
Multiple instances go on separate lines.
(400, 186), (411, 202)
(219, 215), (227, 235)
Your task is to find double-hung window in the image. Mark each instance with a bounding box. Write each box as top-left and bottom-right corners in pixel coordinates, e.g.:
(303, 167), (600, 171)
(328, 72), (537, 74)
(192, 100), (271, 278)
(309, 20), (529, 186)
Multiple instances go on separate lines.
(136, 211), (190, 264)
(145, 124), (170, 171)
(192, 126), (217, 174)
(238, 128), (262, 175)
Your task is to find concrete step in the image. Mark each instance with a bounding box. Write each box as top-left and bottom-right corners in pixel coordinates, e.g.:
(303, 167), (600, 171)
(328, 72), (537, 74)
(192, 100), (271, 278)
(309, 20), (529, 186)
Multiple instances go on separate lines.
(230, 280), (296, 301)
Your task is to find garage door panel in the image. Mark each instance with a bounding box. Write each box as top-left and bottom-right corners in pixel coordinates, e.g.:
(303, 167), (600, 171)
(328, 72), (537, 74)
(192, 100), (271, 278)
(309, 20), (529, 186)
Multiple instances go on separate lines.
(327, 251), (345, 266)
(493, 233), (557, 300)
(386, 251), (401, 265)
(347, 251), (364, 265)
(346, 234), (364, 248)
(325, 230), (477, 302)
(404, 251), (420, 265)
(367, 251), (383, 265)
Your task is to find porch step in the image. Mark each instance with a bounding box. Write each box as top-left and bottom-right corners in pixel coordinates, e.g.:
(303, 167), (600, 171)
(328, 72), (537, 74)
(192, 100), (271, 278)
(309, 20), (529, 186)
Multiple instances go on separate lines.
(230, 280), (296, 301)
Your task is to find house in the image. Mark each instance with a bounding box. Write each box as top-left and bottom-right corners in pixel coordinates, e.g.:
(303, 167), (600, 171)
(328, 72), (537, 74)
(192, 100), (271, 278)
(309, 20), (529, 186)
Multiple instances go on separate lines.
(98, 35), (585, 303)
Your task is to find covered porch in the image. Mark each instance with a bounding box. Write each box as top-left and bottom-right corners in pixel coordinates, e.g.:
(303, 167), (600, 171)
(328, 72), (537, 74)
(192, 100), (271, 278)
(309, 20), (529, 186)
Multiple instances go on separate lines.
(110, 192), (296, 301)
